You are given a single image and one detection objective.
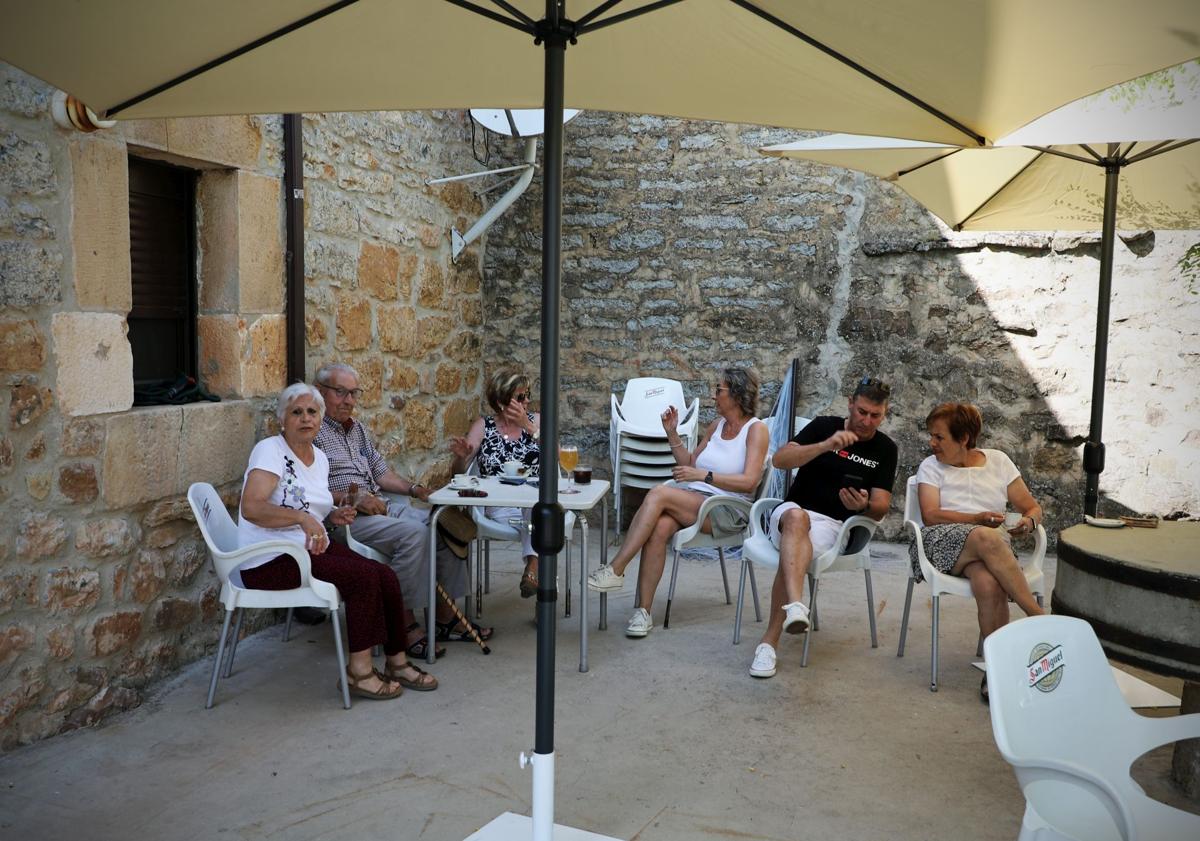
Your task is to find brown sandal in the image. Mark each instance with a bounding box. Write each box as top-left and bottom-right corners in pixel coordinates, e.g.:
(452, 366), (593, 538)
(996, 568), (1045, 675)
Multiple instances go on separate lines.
(340, 666), (404, 700)
(377, 662), (438, 692)
(519, 570), (538, 598)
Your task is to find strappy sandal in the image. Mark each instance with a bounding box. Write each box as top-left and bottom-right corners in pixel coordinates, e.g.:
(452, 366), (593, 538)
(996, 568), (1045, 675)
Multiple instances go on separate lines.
(340, 665), (404, 700)
(405, 623), (446, 660)
(376, 662), (438, 692)
(435, 617), (494, 642)
(519, 571), (538, 599)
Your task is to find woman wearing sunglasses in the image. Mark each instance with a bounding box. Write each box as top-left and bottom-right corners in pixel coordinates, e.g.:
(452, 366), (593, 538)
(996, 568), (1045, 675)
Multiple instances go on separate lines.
(587, 368), (769, 638)
(450, 368), (542, 596)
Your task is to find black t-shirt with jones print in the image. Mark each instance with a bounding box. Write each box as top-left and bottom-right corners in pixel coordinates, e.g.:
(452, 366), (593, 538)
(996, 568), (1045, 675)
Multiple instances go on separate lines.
(784, 415), (898, 521)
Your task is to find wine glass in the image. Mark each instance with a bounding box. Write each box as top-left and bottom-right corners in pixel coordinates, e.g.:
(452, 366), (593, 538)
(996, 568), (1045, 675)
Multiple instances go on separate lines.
(559, 444), (580, 494)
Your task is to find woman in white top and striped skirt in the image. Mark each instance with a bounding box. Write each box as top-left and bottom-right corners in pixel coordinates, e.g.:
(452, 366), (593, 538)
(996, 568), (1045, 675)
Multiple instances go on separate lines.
(913, 402), (1046, 700)
(588, 368), (770, 638)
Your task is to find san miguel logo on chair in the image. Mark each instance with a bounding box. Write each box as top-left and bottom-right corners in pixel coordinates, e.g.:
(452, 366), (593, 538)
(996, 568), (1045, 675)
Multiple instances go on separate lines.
(1027, 642), (1065, 692)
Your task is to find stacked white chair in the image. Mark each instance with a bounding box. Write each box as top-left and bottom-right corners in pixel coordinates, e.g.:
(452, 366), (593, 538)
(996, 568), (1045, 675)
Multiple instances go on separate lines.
(985, 615), (1200, 841)
(187, 482), (351, 710)
(609, 377), (698, 538)
(898, 475), (1046, 691)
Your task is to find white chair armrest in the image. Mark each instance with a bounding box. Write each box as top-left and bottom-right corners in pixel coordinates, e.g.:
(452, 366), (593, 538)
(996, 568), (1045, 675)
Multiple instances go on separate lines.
(904, 518), (932, 582)
(1027, 523), (1047, 570)
(610, 392), (624, 423)
(675, 493), (753, 545)
(218, 539), (325, 594)
(748, 497), (784, 542)
(1137, 711), (1200, 752)
(836, 514), (879, 555)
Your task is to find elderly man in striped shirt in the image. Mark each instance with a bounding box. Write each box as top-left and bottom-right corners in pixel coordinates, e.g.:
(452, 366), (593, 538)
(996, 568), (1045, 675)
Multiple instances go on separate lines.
(313, 362), (491, 657)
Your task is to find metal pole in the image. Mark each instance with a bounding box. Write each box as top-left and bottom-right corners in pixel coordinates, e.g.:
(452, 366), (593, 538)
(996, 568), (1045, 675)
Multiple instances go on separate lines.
(283, 114), (306, 383)
(529, 3), (568, 839)
(1083, 161), (1121, 516)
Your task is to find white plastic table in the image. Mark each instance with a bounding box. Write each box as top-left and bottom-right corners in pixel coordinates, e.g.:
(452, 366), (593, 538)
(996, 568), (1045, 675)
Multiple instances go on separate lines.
(426, 476), (610, 671)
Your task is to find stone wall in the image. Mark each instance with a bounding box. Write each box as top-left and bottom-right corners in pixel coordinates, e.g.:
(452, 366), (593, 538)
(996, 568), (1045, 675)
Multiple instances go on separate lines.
(0, 62), (485, 750)
(301, 111), (486, 487)
(482, 112), (1200, 537)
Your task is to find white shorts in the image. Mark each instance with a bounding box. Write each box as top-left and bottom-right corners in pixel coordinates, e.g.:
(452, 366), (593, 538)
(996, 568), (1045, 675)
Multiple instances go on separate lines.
(767, 502), (843, 557)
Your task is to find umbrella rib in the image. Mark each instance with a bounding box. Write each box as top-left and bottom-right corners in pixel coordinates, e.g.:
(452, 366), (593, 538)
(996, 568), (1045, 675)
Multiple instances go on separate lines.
(1125, 138), (1198, 165)
(105, 0), (365, 117)
(894, 148), (963, 179)
(723, 0), (985, 147)
(486, 0), (538, 27)
(443, 0), (539, 33)
(1077, 143), (1104, 162)
(953, 151), (1045, 231)
(578, 0), (688, 33)
(577, 0), (630, 28)
(1027, 145), (1103, 166)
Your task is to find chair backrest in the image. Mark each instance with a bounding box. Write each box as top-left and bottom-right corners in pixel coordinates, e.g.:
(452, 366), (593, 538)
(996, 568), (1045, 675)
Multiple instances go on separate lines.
(616, 377), (687, 427)
(188, 482), (239, 555)
(904, 476), (924, 527)
(984, 616), (1137, 841)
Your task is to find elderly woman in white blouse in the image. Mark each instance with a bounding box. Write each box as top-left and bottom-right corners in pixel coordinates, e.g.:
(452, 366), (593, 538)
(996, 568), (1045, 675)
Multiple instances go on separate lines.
(912, 402), (1046, 701)
(587, 368), (769, 638)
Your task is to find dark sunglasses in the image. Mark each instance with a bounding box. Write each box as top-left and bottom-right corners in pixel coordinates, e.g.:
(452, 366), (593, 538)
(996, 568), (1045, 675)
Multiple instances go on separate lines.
(513, 392), (531, 402)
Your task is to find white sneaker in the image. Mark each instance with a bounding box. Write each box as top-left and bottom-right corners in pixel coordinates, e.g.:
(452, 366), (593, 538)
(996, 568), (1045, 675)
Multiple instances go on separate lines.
(625, 607), (653, 638)
(587, 564), (625, 592)
(749, 643), (777, 678)
(782, 601), (810, 635)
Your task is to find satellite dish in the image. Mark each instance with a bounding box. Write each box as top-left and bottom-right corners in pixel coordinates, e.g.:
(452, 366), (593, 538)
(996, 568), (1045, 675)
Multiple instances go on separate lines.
(431, 108), (584, 260)
(470, 108), (582, 137)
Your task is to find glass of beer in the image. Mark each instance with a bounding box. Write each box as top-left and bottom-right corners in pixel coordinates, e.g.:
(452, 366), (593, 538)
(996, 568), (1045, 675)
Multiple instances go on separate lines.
(559, 444), (580, 494)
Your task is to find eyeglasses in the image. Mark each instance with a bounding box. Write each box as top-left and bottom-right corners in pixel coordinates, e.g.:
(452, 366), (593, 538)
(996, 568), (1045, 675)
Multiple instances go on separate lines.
(513, 392), (531, 402)
(712, 385), (730, 394)
(855, 376), (891, 397)
(318, 382), (362, 399)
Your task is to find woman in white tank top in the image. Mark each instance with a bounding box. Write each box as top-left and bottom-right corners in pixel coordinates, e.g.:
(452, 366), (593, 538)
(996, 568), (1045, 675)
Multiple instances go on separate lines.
(587, 368), (770, 639)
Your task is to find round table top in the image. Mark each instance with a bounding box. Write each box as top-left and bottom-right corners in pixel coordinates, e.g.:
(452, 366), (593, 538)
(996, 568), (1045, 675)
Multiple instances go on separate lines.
(1059, 520), (1200, 580)
(1055, 520), (1200, 682)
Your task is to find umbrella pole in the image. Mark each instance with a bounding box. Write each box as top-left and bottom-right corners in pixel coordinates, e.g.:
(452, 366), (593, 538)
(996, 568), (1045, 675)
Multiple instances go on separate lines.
(1084, 162), (1121, 516)
(529, 4), (567, 839)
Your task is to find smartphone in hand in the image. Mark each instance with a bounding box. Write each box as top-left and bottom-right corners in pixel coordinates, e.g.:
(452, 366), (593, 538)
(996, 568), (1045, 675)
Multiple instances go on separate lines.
(840, 472), (866, 490)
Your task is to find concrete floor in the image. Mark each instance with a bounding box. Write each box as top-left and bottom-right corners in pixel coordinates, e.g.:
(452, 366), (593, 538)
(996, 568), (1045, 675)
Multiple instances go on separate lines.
(0, 542), (1190, 840)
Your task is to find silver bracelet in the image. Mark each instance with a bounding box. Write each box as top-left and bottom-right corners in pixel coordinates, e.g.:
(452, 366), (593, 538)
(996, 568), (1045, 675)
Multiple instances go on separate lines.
(669, 441), (685, 449)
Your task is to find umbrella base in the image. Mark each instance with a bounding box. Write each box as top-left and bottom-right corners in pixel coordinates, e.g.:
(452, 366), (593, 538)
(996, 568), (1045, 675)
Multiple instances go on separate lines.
(464, 812), (623, 841)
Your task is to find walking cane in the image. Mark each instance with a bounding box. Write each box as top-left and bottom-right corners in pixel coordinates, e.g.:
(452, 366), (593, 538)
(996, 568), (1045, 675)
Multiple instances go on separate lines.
(437, 580), (491, 655)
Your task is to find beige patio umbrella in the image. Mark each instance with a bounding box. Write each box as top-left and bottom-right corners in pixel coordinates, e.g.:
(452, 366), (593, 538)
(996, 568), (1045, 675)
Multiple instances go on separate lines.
(762, 61), (1200, 517)
(3, 3), (1198, 838)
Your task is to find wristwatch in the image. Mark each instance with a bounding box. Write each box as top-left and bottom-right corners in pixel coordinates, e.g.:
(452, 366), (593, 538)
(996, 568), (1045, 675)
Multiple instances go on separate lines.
(704, 470), (714, 484)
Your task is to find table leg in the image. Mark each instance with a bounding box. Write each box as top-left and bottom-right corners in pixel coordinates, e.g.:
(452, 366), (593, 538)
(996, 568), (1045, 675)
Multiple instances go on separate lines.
(599, 497), (608, 631)
(426, 507), (444, 666)
(579, 516), (589, 673)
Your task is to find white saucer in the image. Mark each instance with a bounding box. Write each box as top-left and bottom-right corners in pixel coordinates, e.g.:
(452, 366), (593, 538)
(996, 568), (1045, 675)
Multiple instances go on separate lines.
(1084, 515), (1125, 529)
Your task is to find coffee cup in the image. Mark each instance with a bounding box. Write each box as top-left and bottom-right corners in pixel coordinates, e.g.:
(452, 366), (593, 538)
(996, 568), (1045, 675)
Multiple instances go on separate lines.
(573, 465), (592, 484)
(451, 473), (473, 488)
(1004, 512), (1022, 529)
(502, 460), (524, 477)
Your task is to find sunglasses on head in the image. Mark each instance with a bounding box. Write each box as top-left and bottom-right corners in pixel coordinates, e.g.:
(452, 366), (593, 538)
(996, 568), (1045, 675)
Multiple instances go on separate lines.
(856, 376), (891, 396)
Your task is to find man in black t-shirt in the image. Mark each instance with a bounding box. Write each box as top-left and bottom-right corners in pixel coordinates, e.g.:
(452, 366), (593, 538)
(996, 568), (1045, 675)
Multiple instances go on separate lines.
(750, 377), (898, 679)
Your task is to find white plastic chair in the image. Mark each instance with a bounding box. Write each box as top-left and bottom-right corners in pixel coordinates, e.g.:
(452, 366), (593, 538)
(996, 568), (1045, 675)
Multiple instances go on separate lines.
(661, 421), (774, 629)
(984, 615), (1200, 841)
(187, 482), (351, 710)
(898, 475), (1046, 691)
(735, 496), (879, 661)
(610, 377), (698, 537)
(464, 460), (580, 617)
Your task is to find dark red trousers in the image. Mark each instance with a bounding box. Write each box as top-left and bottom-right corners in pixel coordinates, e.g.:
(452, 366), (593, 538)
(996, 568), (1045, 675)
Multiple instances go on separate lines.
(240, 541), (408, 655)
